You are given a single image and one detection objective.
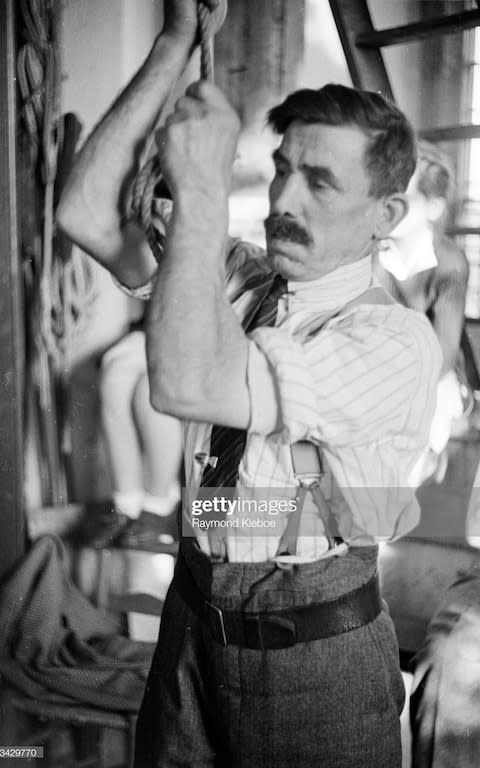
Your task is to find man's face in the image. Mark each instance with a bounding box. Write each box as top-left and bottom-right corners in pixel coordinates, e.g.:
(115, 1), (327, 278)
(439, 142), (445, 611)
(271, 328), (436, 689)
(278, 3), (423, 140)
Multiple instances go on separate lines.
(265, 121), (382, 281)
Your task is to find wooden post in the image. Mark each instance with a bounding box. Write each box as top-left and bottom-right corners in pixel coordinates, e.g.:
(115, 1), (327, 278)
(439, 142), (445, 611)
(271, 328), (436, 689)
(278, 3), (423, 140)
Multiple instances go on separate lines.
(215, 0), (305, 134)
(0, 0), (25, 581)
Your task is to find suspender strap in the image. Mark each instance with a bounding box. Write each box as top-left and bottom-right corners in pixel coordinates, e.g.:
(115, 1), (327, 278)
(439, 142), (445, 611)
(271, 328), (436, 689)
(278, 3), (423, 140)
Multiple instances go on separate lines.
(309, 484), (342, 541)
(276, 485), (308, 557)
(276, 440), (342, 558)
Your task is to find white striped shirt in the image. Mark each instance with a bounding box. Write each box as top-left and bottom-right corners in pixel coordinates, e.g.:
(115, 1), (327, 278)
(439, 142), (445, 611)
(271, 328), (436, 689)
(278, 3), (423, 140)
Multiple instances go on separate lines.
(119, 238), (442, 562)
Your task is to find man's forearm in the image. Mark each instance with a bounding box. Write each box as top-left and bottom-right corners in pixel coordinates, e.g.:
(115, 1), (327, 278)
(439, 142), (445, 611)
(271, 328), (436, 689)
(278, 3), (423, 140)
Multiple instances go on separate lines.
(56, 34), (193, 280)
(147, 192), (249, 421)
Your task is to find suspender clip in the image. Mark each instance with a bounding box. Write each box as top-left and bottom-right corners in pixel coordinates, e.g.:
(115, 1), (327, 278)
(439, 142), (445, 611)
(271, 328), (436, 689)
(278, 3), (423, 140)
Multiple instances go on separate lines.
(290, 440), (324, 488)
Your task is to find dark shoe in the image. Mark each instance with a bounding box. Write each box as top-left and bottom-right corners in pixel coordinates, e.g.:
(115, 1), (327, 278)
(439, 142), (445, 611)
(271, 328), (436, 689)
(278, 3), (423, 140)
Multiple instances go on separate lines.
(115, 509), (179, 554)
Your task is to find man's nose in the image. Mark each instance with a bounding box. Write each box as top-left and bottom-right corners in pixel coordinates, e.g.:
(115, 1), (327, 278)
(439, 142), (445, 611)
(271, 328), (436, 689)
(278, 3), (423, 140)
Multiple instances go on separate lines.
(270, 173), (302, 217)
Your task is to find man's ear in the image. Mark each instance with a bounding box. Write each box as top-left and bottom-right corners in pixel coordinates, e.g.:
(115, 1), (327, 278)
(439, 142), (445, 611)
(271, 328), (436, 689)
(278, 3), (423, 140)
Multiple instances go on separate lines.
(373, 193), (409, 239)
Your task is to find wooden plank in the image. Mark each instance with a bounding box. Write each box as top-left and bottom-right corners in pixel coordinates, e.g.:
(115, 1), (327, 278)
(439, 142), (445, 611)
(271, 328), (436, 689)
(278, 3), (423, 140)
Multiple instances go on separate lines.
(420, 124), (480, 142)
(0, 0), (25, 581)
(448, 226), (480, 237)
(356, 9), (480, 49)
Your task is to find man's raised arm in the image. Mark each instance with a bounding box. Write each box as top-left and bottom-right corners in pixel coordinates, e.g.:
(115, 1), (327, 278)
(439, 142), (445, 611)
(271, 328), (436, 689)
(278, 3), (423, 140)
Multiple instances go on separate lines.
(146, 80), (252, 428)
(56, 0), (224, 289)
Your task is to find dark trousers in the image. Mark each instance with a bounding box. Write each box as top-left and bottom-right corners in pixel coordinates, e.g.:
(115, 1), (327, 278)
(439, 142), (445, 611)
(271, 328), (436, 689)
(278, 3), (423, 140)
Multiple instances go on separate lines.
(134, 542), (405, 767)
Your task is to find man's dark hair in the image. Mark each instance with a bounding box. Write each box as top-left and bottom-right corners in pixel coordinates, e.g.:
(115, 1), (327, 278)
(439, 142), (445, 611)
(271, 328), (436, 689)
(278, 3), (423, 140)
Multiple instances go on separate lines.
(267, 83), (416, 198)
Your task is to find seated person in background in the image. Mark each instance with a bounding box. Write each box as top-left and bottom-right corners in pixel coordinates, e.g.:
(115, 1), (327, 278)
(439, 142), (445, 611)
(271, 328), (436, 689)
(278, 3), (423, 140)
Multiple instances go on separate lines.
(374, 140), (470, 485)
(94, 325), (183, 550)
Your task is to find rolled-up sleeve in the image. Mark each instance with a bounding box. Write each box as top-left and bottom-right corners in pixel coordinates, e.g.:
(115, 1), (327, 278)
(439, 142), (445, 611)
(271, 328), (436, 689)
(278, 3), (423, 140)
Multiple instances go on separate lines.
(248, 307), (441, 448)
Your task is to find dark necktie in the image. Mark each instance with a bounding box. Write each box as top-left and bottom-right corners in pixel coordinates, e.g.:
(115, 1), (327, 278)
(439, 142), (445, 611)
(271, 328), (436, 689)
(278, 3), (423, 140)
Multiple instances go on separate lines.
(201, 274), (287, 488)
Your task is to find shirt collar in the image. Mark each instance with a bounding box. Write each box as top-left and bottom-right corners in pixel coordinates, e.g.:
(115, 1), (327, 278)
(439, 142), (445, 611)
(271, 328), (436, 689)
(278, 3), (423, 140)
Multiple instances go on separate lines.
(285, 254), (373, 311)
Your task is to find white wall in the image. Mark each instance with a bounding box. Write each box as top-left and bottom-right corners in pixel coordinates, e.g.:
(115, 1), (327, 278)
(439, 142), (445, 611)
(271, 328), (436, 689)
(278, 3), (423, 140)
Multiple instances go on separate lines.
(298, 0), (351, 89)
(60, 0), (164, 134)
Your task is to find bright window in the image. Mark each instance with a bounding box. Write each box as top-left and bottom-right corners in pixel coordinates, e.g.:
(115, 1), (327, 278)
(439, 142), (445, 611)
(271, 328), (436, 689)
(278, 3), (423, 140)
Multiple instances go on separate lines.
(462, 26), (480, 318)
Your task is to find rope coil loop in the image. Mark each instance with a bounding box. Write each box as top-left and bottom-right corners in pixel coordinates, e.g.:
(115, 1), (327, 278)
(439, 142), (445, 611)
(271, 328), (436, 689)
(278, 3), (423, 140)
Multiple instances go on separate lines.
(131, 1), (214, 260)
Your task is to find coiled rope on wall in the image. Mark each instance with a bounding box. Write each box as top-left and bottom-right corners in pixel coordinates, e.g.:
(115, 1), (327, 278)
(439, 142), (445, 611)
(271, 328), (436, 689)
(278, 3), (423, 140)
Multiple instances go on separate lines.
(17, 0), (95, 504)
(130, 2), (215, 262)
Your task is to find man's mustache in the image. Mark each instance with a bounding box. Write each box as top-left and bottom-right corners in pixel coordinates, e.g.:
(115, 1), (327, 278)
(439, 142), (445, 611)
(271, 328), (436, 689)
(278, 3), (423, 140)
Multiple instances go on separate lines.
(264, 215), (311, 245)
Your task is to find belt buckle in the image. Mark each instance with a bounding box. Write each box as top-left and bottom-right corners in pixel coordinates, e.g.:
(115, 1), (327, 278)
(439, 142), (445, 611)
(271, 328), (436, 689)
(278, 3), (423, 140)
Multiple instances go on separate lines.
(245, 614), (296, 650)
(205, 600), (227, 646)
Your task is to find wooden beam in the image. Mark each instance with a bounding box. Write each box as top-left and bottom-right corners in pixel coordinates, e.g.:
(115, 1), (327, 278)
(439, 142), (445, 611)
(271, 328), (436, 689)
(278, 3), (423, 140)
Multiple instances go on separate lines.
(356, 9), (480, 49)
(420, 124), (480, 142)
(328, 0), (393, 99)
(0, 0), (25, 581)
(448, 227), (480, 237)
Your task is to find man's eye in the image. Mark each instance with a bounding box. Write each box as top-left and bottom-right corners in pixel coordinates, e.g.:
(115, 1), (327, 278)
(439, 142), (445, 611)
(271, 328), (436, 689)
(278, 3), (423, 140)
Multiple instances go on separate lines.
(310, 178), (326, 190)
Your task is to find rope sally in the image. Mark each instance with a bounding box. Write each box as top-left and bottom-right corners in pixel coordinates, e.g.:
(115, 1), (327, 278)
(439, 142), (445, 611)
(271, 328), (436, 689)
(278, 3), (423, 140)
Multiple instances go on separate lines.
(130, 2), (214, 262)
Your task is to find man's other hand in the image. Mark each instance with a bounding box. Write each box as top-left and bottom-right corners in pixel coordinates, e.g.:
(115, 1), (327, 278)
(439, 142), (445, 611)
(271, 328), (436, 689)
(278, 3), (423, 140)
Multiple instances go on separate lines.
(156, 80), (240, 201)
(162, 0), (226, 46)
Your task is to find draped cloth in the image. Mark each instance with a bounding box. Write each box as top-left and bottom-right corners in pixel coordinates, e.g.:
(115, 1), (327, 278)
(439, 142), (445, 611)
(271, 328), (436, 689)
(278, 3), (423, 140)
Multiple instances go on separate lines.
(0, 535), (154, 712)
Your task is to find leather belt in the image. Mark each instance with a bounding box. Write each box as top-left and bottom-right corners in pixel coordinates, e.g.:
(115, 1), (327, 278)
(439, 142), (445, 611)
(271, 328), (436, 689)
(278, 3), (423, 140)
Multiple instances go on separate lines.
(174, 552), (382, 650)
